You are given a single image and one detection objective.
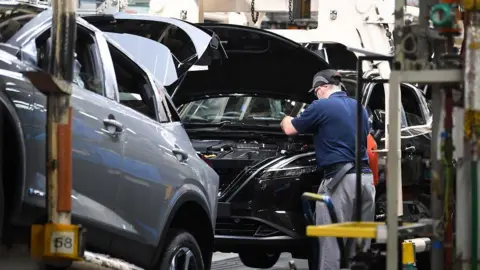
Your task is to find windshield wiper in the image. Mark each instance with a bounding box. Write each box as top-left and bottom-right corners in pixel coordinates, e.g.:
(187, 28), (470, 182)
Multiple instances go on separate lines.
(184, 121), (279, 130)
(184, 121), (233, 127)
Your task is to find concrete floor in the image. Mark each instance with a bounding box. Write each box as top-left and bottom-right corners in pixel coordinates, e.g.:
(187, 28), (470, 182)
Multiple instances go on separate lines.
(211, 254), (309, 270)
(0, 247), (309, 270)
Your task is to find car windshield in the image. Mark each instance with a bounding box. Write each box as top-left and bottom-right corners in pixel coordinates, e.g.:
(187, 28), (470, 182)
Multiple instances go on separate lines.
(180, 95), (410, 129)
(180, 96), (308, 124)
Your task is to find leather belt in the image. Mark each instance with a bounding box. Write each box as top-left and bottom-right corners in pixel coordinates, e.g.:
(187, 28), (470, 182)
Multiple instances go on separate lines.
(322, 161), (369, 178)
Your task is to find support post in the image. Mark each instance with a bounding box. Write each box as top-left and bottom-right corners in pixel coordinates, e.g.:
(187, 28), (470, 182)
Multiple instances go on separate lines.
(198, 0), (204, 23)
(386, 0), (407, 267)
(29, 0), (85, 263)
(463, 9), (480, 270)
(386, 71), (401, 270)
(49, 0), (77, 226)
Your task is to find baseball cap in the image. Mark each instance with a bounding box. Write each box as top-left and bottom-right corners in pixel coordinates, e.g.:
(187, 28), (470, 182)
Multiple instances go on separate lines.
(308, 69), (342, 93)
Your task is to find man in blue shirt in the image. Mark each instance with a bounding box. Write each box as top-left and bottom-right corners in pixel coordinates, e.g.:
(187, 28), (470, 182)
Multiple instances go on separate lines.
(281, 70), (375, 270)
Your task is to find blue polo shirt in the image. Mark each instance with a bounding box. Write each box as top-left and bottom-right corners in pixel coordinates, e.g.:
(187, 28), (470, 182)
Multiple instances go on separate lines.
(291, 91), (371, 178)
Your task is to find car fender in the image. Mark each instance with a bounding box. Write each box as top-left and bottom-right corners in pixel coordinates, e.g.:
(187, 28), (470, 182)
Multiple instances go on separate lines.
(150, 186), (213, 265)
(0, 89), (27, 218)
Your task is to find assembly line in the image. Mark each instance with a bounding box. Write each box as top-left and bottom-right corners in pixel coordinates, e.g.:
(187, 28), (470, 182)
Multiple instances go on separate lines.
(0, 0), (473, 269)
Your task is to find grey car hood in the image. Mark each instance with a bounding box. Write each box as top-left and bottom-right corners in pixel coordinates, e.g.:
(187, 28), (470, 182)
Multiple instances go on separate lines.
(105, 32), (178, 86)
(86, 16), (331, 104)
(84, 13), (226, 80)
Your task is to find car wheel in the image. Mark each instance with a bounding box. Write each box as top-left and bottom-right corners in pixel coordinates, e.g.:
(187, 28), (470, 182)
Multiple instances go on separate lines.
(40, 262), (72, 270)
(0, 167), (3, 241)
(238, 252), (280, 269)
(38, 259), (72, 270)
(158, 229), (204, 270)
(0, 121), (3, 241)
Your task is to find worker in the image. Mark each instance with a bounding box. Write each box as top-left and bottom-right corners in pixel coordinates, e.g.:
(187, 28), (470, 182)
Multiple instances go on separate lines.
(280, 70), (375, 270)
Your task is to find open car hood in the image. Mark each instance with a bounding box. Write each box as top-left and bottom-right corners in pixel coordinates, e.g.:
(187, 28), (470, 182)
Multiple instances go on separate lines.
(105, 32), (178, 86)
(87, 16), (331, 104)
(172, 24), (331, 105)
(83, 13), (226, 82)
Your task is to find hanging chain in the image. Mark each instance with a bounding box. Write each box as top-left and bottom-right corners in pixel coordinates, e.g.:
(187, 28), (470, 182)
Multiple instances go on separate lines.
(383, 24), (395, 55)
(288, 0), (294, 24)
(250, 0), (259, 24)
(180, 10), (188, 20)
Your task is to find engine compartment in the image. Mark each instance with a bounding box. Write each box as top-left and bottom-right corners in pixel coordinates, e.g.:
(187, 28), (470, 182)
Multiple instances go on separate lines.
(191, 135), (314, 193)
(191, 136), (314, 161)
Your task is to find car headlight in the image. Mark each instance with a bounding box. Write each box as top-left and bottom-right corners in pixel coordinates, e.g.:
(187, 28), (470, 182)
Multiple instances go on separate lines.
(258, 165), (318, 180)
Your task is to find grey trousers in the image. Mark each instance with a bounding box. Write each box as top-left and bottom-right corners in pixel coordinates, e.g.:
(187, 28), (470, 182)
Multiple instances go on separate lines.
(315, 173), (376, 270)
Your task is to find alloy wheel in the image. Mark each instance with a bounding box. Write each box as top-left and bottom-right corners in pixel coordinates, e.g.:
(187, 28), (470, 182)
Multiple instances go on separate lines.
(169, 247), (199, 270)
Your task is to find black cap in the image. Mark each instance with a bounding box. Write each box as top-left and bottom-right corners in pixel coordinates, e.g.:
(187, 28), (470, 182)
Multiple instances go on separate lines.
(308, 69), (342, 93)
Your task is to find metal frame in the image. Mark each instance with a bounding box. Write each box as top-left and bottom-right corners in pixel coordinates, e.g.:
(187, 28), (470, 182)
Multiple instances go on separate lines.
(386, 69), (463, 269)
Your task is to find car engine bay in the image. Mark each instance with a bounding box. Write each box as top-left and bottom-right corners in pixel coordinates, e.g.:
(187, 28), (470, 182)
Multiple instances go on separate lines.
(191, 136), (315, 193)
(192, 137), (314, 161)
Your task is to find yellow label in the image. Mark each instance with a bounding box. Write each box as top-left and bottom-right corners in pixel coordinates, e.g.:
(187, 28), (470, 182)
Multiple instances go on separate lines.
(462, 0), (480, 11)
(469, 41), (480, 50)
(43, 224), (81, 260)
(402, 242), (416, 264)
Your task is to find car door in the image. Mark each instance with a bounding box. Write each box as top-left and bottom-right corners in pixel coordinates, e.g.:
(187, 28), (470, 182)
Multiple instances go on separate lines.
(24, 23), (125, 250)
(397, 84), (431, 186)
(98, 40), (195, 262)
(364, 82), (430, 185)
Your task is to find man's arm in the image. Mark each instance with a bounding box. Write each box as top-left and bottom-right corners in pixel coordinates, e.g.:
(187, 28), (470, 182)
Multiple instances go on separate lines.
(281, 102), (323, 136)
(281, 116), (298, 135)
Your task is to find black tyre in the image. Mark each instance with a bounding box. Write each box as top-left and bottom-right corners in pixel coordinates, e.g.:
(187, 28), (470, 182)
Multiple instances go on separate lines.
(158, 229), (204, 270)
(238, 252), (280, 269)
(0, 108), (4, 241)
(40, 261), (72, 270)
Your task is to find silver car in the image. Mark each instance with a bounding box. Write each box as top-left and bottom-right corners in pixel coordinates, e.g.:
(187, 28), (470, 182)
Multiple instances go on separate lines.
(0, 5), (219, 270)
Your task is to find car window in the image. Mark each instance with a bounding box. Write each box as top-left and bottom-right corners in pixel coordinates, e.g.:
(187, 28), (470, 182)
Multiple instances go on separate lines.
(180, 96), (307, 124)
(107, 42), (158, 121)
(366, 83), (408, 128)
(156, 83), (181, 123)
(152, 80), (173, 123)
(401, 85), (426, 126)
(34, 25), (105, 95)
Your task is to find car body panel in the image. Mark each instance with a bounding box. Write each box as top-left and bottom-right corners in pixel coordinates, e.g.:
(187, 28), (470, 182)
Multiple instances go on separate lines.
(172, 23), (331, 105)
(83, 12), (227, 79)
(105, 32), (178, 86)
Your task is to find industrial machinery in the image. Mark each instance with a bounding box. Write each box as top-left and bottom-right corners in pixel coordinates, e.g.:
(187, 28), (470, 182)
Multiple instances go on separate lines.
(293, 0), (469, 269)
(167, 0), (474, 269)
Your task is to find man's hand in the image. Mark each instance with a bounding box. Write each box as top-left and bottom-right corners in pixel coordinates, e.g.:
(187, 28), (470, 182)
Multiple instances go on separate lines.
(281, 116), (298, 136)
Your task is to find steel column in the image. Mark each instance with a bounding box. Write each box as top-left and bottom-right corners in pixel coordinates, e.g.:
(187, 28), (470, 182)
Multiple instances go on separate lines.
(29, 0), (84, 262)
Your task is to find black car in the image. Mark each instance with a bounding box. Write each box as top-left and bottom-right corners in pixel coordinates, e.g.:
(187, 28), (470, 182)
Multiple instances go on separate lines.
(172, 25), (432, 268)
(92, 20), (433, 268)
